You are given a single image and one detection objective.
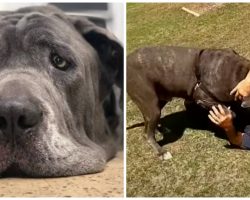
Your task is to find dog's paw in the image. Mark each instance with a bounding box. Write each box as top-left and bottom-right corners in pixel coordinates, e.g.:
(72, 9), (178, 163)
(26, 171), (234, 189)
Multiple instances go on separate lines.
(159, 152), (172, 160)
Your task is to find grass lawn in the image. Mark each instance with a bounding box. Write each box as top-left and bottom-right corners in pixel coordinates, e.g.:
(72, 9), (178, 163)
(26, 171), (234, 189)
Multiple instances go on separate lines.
(127, 3), (250, 197)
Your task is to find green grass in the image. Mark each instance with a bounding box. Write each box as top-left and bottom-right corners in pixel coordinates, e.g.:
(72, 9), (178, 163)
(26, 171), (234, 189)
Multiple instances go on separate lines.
(127, 3), (250, 197)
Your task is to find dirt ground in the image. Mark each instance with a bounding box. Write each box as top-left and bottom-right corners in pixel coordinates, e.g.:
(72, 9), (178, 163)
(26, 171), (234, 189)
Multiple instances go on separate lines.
(0, 152), (124, 197)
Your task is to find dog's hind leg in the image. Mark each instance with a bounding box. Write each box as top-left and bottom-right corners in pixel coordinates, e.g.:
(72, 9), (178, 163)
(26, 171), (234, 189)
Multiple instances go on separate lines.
(146, 113), (163, 155)
(128, 85), (164, 155)
(139, 98), (169, 158)
(142, 100), (166, 133)
(144, 99), (172, 160)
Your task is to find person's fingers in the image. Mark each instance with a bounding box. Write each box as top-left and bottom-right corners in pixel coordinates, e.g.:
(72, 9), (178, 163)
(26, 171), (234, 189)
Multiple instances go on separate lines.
(235, 91), (240, 101)
(239, 95), (243, 101)
(212, 106), (222, 118)
(223, 106), (230, 115)
(218, 104), (226, 115)
(208, 114), (219, 125)
(209, 110), (220, 122)
(230, 86), (237, 95)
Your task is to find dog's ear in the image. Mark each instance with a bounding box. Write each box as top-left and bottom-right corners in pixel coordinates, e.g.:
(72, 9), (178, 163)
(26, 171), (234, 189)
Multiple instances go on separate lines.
(70, 16), (123, 102)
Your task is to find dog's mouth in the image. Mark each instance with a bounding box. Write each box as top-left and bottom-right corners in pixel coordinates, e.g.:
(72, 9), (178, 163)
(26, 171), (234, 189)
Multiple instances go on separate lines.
(0, 105), (106, 177)
(0, 136), (106, 177)
(0, 126), (43, 177)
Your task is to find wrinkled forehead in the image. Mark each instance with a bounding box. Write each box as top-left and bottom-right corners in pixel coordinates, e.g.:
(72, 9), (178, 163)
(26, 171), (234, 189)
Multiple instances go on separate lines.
(0, 11), (83, 50)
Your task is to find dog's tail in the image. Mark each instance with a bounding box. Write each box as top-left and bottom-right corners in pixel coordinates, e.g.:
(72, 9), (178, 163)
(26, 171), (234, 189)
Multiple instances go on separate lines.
(126, 122), (144, 130)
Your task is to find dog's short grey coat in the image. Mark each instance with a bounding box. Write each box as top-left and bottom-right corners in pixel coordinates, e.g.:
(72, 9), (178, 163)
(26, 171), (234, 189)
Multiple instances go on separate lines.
(127, 46), (250, 157)
(0, 5), (123, 177)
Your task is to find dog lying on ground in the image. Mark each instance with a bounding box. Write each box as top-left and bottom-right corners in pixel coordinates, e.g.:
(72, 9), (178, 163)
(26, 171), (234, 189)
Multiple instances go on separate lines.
(127, 46), (250, 159)
(0, 5), (123, 177)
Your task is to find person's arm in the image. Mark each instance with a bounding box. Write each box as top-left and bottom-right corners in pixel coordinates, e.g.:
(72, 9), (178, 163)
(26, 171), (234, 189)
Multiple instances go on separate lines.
(230, 70), (250, 101)
(208, 105), (243, 147)
(220, 119), (243, 146)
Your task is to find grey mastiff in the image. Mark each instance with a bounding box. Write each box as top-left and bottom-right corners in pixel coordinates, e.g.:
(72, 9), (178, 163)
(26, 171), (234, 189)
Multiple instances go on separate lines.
(0, 5), (123, 177)
(127, 46), (250, 159)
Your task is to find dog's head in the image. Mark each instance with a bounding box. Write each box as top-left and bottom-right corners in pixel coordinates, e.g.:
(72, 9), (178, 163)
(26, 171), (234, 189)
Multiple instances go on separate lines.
(0, 5), (123, 177)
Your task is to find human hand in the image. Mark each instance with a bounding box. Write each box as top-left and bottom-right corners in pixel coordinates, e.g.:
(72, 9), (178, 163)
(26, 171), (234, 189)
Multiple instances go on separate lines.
(230, 79), (250, 101)
(208, 104), (234, 131)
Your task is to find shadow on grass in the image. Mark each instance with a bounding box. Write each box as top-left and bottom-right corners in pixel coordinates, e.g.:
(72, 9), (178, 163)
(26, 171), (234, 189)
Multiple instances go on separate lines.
(157, 102), (250, 148)
(157, 108), (225, 146)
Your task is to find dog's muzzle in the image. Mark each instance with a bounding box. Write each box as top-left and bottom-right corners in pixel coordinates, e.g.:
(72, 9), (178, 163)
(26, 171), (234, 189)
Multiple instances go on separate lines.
(0, 77), (43, 143)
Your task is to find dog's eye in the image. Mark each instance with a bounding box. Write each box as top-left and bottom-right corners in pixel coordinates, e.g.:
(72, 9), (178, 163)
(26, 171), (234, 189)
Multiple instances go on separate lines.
(50, 53), (71, 70)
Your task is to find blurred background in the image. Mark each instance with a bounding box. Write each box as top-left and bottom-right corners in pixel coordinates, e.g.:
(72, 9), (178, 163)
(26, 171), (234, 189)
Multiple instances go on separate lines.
(0, 3), (124, 42)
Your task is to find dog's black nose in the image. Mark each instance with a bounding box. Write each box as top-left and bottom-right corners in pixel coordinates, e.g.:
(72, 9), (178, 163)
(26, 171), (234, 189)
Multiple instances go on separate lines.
(0, 98), (42, 137)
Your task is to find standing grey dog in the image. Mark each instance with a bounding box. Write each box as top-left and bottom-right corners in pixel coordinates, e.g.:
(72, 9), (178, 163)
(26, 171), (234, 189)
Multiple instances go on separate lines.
(127, 46), (250, 159)
(0, 5), (123, 177)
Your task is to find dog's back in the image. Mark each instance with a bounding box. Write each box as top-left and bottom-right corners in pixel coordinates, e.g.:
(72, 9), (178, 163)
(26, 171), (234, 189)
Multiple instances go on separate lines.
(127, 46), (201, 102)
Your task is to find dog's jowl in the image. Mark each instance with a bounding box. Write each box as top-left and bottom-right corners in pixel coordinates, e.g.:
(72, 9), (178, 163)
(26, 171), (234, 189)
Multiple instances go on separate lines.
(0, 5), (123, 177)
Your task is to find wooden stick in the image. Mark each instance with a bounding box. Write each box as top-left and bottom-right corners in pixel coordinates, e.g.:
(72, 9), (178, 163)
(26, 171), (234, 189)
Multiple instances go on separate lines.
(181, 7), (200, 17)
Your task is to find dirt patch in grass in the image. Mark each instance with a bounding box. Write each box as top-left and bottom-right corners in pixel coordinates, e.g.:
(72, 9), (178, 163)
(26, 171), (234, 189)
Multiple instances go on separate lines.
(127, 3), (250, 197)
